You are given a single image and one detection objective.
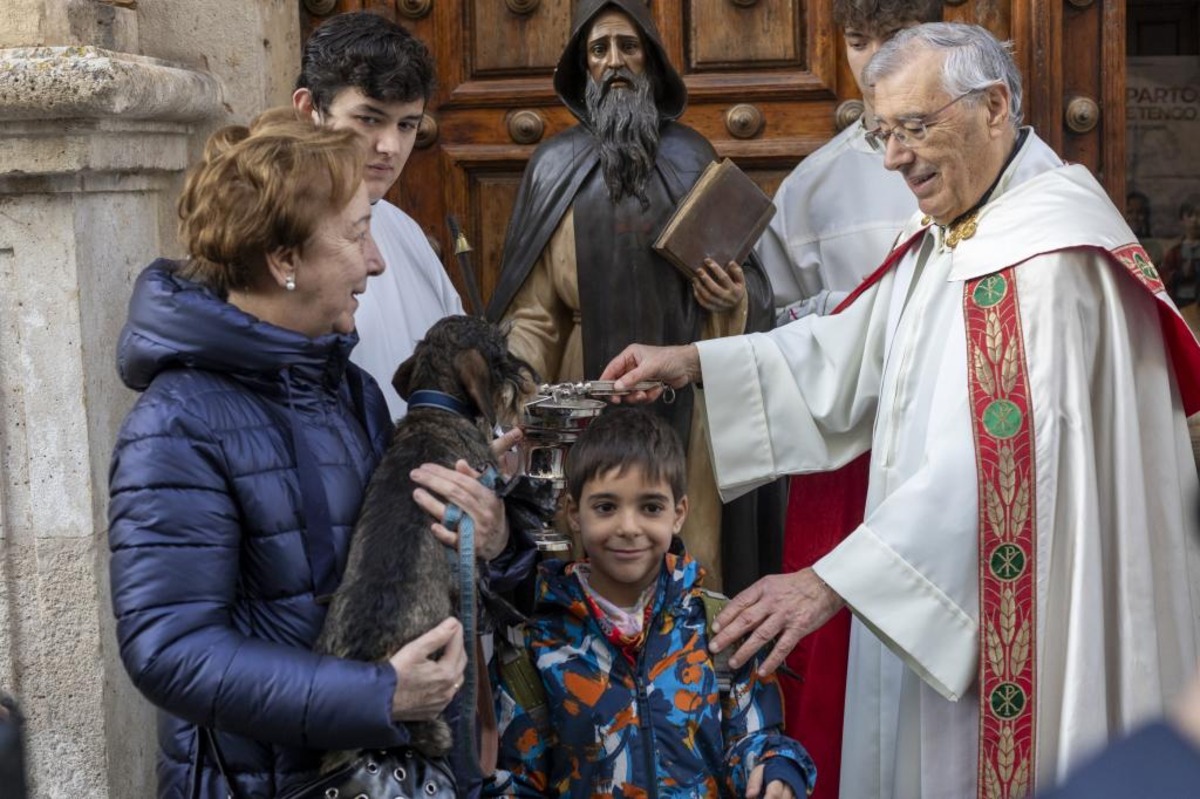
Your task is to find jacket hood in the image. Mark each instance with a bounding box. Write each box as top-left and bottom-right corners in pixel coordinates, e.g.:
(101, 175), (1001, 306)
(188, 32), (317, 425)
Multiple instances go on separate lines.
(117, 260), (358, 394)
(554, 0), (687, 125)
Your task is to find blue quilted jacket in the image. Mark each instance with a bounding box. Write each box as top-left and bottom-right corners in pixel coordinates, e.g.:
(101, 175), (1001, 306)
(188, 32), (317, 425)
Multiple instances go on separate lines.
(108, 261), (406, 798)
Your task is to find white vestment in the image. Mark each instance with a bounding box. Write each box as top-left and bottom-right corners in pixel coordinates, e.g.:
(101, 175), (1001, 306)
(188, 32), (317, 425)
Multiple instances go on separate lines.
(755, 120), (916, 325)
(697, 130), (1200, 798)
(352, 199), (464, 419)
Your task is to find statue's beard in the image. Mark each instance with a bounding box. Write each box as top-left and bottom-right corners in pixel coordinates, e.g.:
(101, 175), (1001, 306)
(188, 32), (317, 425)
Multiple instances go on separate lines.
(585, 68), (660, 206)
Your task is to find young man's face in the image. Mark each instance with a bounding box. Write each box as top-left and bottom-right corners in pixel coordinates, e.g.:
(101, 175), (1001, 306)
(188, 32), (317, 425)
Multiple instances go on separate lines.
(567, 465), (687, 608)
(294, 86), (425, 204)
(845, 20), (923, 98)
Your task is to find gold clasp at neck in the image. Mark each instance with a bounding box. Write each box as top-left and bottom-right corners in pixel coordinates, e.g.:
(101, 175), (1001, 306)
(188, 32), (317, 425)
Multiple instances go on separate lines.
(921, 212), (979, 249)
(945, 212), (979, 249)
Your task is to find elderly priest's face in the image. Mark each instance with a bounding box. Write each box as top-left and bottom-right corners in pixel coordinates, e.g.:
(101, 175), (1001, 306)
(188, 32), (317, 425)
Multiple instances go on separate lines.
(873, 47), (1013, 225)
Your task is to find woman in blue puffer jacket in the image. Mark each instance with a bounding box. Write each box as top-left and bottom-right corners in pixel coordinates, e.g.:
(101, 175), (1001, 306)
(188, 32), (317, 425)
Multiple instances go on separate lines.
(108, 114), (495, 798)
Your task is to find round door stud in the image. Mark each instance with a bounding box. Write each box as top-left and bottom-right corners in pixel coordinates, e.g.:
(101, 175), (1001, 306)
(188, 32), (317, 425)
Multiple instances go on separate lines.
(1065, 95), (1100, 135)
(508, 109), (547, 145)
(398, 0), (433, 19)
(726, 104), (765, 139)
(303, 0), (337, 15)
(416, 113), (439, 149)
(835, 99), (865, 132)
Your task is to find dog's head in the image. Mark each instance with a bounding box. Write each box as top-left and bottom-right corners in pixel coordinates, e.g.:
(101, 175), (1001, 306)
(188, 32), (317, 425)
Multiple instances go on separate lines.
(392, 315), (539, 430)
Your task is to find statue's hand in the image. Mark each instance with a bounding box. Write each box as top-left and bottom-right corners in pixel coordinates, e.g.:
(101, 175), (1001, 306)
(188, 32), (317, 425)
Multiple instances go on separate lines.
(693, 259), (745, 312)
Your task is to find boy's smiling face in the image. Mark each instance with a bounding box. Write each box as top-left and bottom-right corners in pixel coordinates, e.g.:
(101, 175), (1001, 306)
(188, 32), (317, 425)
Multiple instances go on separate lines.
(568, 465), (688, 608)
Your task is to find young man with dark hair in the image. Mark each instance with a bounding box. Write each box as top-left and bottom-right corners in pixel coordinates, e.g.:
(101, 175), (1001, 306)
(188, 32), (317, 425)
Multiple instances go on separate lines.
(759, 0), (943, 323)
(752, 3), (941, 795)
(292, 19), (522, 709)
(293, 12), (463, 419)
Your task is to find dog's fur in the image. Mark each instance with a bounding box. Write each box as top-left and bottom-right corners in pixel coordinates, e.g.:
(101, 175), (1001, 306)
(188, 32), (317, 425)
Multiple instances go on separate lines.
(314, 315), (536, 764)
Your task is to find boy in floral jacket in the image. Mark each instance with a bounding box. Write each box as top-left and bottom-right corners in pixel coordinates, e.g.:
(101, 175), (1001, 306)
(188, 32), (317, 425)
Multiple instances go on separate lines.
(487, 408), (815, 797)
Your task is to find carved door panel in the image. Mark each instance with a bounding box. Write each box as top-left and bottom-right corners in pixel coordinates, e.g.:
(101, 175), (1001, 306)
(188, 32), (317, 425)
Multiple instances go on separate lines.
(301, 0), (1122, 308)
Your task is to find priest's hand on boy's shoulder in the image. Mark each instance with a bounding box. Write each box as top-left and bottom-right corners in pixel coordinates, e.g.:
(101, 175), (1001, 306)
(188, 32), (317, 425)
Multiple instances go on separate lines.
(708, 567), (845, 675)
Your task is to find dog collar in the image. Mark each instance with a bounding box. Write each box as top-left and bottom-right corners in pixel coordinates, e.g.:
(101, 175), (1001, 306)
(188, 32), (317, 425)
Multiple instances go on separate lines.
(407, 390), (475, 419)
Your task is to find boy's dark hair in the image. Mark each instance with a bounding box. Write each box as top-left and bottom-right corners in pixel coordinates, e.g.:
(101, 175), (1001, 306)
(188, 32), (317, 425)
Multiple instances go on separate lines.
(1181, 194), (1200, 219)
(833, 0), (943, 31)
(296, 12), (435, 113)
(566, 408), (687, 504)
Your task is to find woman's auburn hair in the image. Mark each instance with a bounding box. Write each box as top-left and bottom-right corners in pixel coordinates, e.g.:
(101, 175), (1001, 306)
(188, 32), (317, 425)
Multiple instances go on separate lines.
(177, 107), (365, 292)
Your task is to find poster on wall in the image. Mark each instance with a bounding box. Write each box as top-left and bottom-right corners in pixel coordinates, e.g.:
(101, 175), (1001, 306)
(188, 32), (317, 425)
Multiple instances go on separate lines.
(1126, 55), (1200, 258)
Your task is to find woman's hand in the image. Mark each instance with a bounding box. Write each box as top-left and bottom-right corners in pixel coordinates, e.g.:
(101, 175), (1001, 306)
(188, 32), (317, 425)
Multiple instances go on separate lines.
(693, 259), (746, 313)
(412, 459), (510, 560)
(489, 427), (524, 480)
(387, 617), (466, 721)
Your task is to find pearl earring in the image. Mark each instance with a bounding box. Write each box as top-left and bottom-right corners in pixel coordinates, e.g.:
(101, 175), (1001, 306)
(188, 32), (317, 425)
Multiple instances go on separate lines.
(285, 274), (296, 292)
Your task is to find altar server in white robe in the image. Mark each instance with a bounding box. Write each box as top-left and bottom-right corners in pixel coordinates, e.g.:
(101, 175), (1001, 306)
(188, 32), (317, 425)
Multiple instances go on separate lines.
(353, 199), (464, 418)
(756, 0), (941, 325)
(294, 15), (513, 544)
(601, 22), (1200, 799)
(294, 13), (464, 420)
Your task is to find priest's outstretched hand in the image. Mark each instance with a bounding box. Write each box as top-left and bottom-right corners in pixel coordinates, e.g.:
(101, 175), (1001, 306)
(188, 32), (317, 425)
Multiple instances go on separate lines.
(601, 342), (702, 403)
(708, 568), (846, 675)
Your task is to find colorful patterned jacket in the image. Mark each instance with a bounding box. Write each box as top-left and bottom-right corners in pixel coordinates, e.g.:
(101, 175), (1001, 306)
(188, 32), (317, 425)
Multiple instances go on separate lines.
(486, 553), (816, 797)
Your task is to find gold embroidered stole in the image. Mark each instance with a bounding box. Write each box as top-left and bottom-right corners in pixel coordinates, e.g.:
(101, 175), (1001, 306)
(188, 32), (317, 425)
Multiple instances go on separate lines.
(964, 268), (1038, 799)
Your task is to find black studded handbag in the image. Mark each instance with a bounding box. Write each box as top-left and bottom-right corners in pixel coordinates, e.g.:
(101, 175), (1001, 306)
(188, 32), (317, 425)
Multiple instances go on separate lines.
(277, 748), (457, 799)
(195, 728), (457, 799)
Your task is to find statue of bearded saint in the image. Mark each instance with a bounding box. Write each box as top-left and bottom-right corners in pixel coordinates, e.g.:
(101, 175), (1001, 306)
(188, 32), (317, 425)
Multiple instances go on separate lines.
(585, 65), (660, 207)
(487, 0), (785, 597)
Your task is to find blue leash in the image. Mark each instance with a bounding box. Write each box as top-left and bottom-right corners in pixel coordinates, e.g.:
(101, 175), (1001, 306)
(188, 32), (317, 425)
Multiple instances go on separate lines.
(442, 465), (499, 794)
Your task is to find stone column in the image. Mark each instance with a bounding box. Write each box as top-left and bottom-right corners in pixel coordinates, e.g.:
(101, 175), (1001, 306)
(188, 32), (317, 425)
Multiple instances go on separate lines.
(0, 1), (298, 795)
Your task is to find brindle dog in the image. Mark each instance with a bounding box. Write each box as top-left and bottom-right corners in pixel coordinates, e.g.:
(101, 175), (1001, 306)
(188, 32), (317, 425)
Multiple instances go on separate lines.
(315, 315), (536, 763)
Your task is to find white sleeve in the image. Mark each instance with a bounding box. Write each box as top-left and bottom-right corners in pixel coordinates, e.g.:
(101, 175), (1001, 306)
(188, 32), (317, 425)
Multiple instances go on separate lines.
(696, 274), (892, 501)
(756, 173), (825, 324)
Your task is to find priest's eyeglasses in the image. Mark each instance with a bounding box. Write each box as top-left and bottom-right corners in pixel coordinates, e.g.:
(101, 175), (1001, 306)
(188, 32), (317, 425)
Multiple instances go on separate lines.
(865, 88), (984, 150)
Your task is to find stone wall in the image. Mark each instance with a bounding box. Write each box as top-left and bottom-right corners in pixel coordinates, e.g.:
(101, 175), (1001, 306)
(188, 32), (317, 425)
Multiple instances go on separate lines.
(0, 1), (300, 795)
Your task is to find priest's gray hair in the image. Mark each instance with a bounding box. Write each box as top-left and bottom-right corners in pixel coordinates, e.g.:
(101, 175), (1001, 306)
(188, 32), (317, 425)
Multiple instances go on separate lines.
(863, 22), (1023, 130)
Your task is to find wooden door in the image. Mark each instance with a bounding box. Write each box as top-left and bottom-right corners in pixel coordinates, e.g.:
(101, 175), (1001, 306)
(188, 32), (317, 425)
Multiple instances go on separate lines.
(301, 0), (1125, 307)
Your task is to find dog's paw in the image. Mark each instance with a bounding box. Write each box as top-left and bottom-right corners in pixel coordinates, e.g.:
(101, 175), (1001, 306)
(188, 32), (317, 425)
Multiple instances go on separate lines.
(410, 718), (453, 758)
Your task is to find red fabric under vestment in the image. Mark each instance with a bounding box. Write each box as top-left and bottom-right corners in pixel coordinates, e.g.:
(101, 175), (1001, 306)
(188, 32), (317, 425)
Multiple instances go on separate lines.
(780, 452), (870, 799)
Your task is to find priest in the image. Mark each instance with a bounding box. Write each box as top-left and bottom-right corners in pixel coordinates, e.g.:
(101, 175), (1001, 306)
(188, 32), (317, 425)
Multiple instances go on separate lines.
(602, 22), (1200, 799)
